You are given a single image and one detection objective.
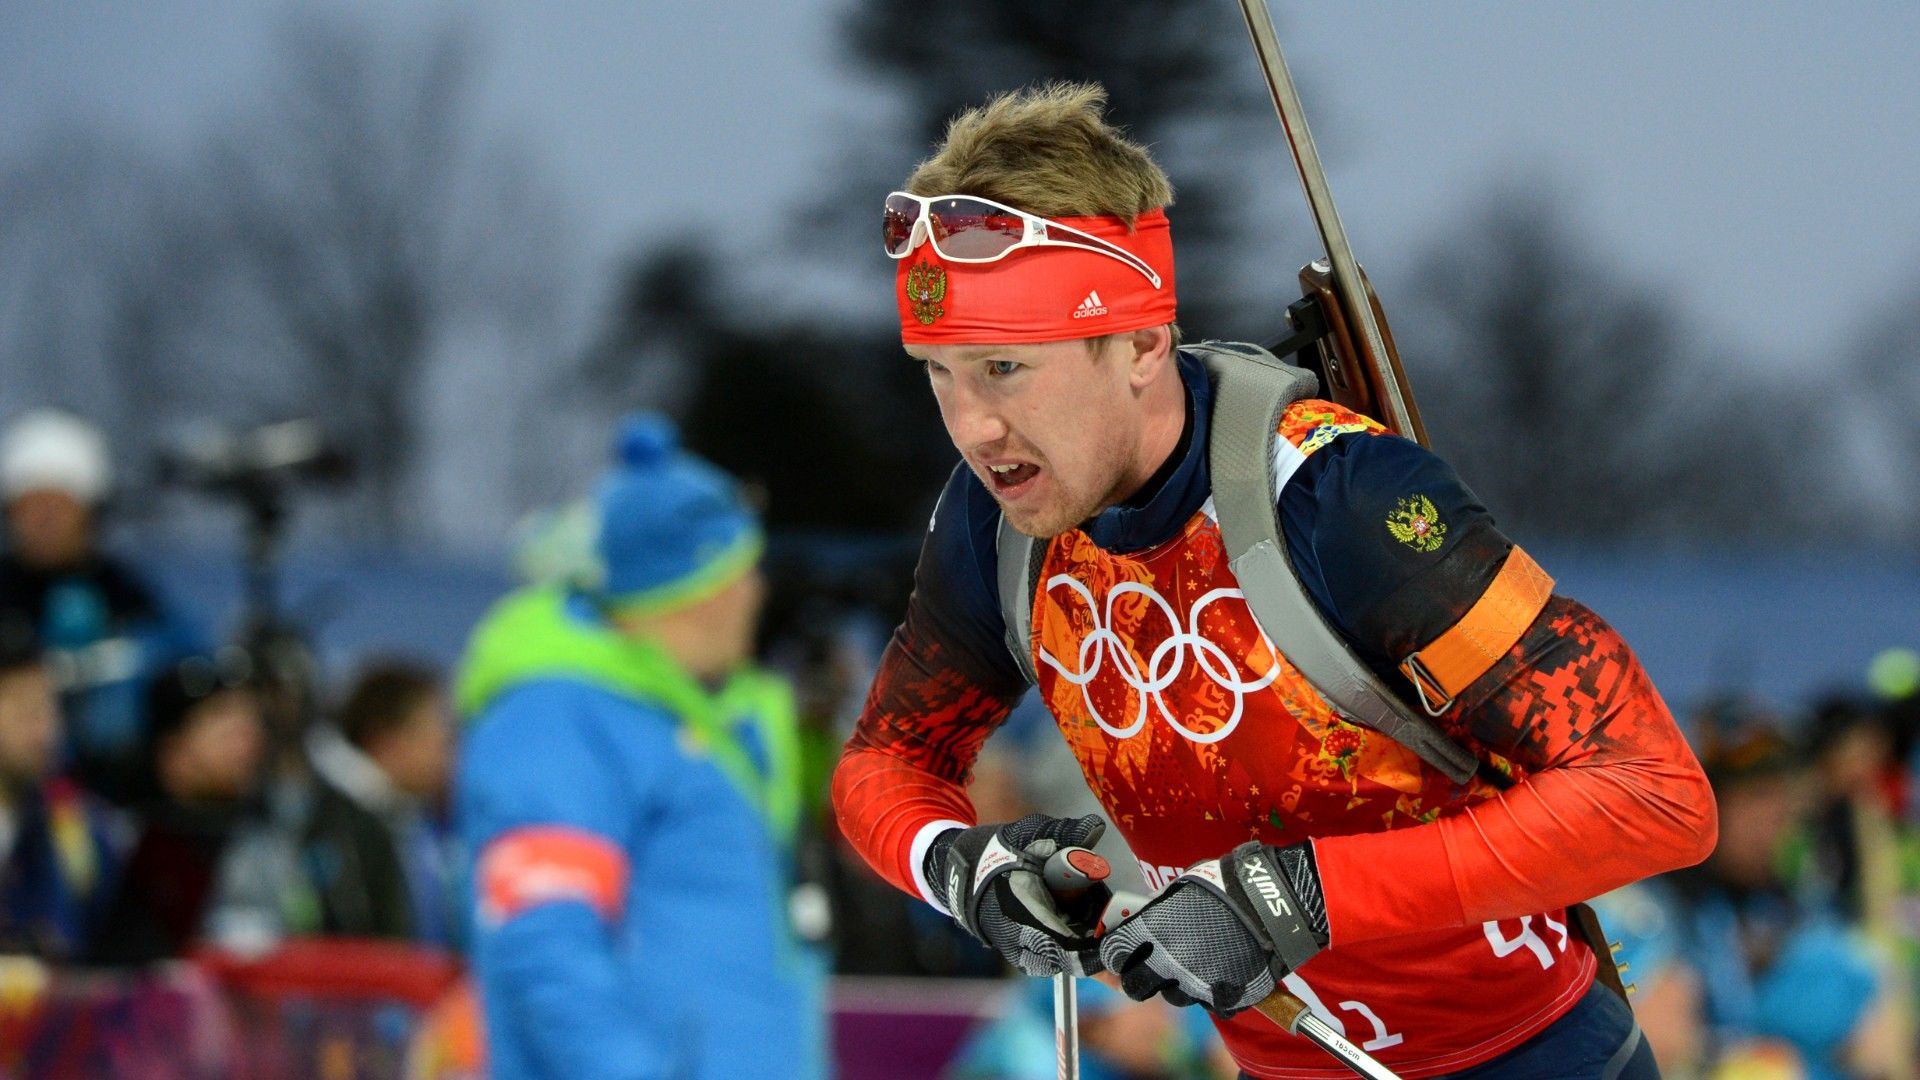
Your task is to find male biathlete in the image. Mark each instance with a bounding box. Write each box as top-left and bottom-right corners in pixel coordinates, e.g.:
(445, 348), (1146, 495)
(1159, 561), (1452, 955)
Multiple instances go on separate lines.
(832, 83), (1716, 1080)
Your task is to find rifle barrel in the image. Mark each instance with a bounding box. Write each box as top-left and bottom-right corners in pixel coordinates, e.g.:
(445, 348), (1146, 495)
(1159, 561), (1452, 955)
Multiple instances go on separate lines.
(1235, 0), (1416, 437)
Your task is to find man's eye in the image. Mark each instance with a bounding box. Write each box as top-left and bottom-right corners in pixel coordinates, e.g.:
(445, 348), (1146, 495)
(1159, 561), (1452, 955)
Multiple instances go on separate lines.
(989, 360), (1020, 376)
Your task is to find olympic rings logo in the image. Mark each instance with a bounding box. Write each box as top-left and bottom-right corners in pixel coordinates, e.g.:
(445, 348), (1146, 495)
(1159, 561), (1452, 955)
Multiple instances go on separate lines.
(1036, 575), (1279, 745)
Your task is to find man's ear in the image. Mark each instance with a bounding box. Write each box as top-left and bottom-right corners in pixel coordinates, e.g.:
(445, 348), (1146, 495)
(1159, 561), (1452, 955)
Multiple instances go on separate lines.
(1125, 325), (1175, 390)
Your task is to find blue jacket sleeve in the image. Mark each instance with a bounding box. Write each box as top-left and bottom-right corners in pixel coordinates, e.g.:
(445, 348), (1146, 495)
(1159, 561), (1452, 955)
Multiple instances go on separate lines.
(479, 906), (673, 1080)
(458, 681), (673, 1080)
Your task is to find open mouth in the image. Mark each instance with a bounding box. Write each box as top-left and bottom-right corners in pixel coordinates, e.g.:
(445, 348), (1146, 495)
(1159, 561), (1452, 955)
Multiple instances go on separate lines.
(985, 461), (1041, 497)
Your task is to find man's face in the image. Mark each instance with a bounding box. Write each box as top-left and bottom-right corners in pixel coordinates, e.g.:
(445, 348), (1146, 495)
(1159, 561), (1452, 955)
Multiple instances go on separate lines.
(0, 664), (58, 791)
(1712, 772), (1805, 888)
(911, 333), (1161, 538)
(160, 689), (265, 802)
(700, 567), (767, 677)
(369, 693), (455, 801)
(621, 566), (768, 684)
(5, 490), (93, 570)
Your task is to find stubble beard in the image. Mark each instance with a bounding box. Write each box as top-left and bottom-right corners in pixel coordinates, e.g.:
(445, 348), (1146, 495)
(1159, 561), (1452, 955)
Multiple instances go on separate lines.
(1000, 499), (1076, 539)
(996, 461), (1125, 540)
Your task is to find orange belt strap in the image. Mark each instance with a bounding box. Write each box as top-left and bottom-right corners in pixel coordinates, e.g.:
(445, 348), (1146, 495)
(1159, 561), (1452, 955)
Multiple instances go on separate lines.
(1399, 546), (1555, 715)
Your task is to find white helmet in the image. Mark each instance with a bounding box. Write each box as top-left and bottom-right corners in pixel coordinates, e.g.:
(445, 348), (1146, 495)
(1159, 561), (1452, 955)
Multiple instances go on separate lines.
(0, 409), (111, 505)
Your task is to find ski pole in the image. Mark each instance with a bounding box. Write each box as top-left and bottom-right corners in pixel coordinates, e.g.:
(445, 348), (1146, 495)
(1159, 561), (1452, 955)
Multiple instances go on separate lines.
(1050, 845), (1405, 1080)
(1041, 845), (1112, 1080)
(1252, 992), (1406, 1080)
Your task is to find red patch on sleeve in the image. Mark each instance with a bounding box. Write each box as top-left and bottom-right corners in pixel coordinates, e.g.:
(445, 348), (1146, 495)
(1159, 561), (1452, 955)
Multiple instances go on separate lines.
(477, 826), (630, 926)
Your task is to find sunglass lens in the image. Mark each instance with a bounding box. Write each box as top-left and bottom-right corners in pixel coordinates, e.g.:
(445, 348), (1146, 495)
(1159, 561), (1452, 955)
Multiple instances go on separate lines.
(928, 198), (1025, 260)
(883, 195), (921, 255)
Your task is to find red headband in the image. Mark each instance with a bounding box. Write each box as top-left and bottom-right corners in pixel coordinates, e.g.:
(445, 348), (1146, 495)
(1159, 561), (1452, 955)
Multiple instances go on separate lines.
(896, 209), (1177, 344)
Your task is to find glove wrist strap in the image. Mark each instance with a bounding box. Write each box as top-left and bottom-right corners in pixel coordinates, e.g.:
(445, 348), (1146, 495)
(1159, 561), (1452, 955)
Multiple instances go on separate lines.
(1227, 841), (1325, 972)
(924, 828), (965, 905)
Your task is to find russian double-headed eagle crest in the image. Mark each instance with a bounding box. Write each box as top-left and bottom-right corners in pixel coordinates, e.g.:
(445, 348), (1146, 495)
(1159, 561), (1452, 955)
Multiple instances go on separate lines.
(1386, 494), (1446, 552)
(905, 261), (947, 325)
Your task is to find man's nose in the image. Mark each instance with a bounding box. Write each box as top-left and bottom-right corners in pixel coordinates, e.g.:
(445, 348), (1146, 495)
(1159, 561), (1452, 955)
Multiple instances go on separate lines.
(942, 380), (1009, 452)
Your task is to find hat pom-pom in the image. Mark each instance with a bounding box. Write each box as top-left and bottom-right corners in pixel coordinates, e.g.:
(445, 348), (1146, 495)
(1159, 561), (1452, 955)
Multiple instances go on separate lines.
(616, 413), (678, 467)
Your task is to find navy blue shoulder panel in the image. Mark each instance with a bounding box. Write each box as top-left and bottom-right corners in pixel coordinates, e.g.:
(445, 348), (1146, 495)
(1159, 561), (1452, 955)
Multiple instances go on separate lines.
(1278, 432), (1511, 667)
(906, 460), (1026, 693)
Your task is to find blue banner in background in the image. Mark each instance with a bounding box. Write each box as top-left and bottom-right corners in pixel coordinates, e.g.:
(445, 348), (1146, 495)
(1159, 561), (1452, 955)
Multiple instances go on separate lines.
(131, 543), (1920, 715)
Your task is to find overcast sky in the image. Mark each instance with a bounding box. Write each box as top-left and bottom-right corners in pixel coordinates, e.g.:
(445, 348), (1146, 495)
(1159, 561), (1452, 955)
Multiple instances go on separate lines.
(6, 1), (1920, 366)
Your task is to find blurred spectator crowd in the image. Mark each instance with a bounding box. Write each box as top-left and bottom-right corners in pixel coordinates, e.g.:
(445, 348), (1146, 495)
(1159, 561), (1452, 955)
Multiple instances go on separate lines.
(2, 404), (1920, 1080)
(0, 410), (465, 967)
(0, 409), (468, 1074)
(1589, 679), (1920, 1080)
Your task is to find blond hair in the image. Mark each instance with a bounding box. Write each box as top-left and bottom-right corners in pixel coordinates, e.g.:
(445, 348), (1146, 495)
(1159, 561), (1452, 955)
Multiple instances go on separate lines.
(905, 82), (1174, 223)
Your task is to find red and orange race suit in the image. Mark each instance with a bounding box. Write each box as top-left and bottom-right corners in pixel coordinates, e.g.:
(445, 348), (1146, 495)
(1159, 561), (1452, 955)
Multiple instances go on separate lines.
(833, 353), (1715, 1079)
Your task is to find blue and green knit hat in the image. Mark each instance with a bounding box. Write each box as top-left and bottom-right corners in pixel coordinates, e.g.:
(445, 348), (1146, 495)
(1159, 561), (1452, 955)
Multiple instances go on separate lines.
(586, 413), (763, 615)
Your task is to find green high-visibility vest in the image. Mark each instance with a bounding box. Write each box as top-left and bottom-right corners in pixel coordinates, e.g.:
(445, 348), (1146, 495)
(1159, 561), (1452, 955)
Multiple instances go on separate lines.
(457, 586), (803, 851)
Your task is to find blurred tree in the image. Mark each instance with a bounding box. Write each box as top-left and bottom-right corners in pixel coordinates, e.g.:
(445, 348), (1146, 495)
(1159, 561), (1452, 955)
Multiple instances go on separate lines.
(204, 17), (568, 541)
(1846, 286), (1920, 541)
(585, 0), (1305, 532)
(1402, 185), (1829, 543)
(0, 138), (205, 466)
(0, 18), (572, 544)
(205, 19), (468, 539)
(583, 238), (937, 530)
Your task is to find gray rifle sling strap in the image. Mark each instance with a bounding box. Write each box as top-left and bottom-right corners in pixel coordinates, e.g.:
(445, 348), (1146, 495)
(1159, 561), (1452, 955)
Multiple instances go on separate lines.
(996, 340), (1483, 786)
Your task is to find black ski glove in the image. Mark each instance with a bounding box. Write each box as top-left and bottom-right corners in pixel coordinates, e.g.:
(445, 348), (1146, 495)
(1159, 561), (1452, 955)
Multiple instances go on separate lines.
(924, 813), (1111, 977)
(1099, 841), (1328, 1015)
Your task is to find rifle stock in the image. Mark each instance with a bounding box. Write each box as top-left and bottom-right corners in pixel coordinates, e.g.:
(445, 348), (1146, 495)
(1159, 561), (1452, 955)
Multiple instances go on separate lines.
(1293, 261), (1428, 445)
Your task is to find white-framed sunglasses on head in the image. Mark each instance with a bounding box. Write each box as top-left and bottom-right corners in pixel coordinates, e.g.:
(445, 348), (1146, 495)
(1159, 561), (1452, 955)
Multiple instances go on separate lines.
(882, 191), (1163, 289)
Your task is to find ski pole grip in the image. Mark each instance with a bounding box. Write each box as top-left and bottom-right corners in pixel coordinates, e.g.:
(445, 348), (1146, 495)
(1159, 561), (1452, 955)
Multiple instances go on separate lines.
(1042, 846), (1111, 899)
(1254, 989), (1311, 1033)
(1255, 988), (1409, 1078)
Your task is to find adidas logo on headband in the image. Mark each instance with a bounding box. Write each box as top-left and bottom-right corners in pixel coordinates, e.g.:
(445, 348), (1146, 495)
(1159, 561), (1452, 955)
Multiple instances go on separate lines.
(1072, 291), (1109, 319)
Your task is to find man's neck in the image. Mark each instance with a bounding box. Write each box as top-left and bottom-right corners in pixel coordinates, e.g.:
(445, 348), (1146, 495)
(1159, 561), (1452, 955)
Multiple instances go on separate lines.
(608, 610), (729, 687)
(1119, 371), (1193, 510)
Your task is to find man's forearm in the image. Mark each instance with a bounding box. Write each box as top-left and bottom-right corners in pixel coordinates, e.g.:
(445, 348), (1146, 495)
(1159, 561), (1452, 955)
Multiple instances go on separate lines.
(834, 625), (1019, 900)
(831, 747), (976, 900)
(1314, 600), (1717, 945)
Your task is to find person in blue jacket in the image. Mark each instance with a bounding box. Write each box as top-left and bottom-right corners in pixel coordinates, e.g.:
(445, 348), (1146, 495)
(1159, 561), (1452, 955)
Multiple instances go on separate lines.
(455, 414), (828, 1080)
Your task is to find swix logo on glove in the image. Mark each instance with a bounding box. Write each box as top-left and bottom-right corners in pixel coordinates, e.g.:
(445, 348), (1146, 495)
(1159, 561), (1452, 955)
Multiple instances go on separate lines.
(945, 865), (965, 911)
(1239, 859), (1294, 919)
